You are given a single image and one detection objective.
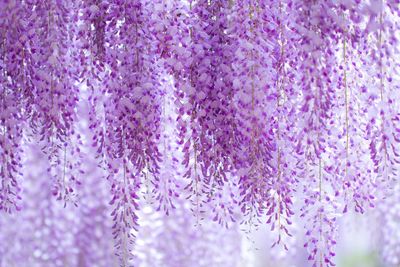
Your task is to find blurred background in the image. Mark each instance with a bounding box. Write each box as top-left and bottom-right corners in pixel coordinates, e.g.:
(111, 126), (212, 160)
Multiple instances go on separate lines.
(0, 146), (394, 267)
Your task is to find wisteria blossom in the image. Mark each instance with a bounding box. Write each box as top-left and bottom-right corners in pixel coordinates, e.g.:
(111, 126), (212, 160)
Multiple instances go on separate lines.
(1, 1), (400, 267)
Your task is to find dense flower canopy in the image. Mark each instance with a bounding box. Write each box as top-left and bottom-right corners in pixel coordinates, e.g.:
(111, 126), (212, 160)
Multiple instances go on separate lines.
(1, 0), (400, 267)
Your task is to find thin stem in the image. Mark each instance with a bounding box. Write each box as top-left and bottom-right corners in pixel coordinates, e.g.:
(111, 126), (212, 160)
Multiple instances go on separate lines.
(249, 1), (254, 19)
(249, 1), (256, 158)
(49, 5), (55, 144)
(378, 6), (388, 178)
(62, 145), (67, 199)
(194, 142), (200, 225)
(276, 0), (285, 241)
(319, 158), (322, 202)
(1, 78), (7, 197)
(122, 126), (127, 190)
(343, 32), (349, 180)
(250, 63), (255, 152)
(122, 127), (128, 267)
(0, 37), (11, 210)
(163, 96), (167, 155)
(135, 13), (139, 68)
(318, 157), (322, 267)
(162, 94), (168, 204)
(1, 38), (6, 156)
(188, 0), (200, 225)
(379, 10), (384, 102)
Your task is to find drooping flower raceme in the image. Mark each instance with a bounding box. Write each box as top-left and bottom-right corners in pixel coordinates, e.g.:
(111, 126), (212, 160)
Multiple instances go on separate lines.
(0, 1), (400, 267)
(86, 1), (164, 265)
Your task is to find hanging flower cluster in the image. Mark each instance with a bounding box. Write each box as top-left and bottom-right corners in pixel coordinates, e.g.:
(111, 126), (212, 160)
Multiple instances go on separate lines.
(1, 0), (82, 210)
(1, 1), (400, 267)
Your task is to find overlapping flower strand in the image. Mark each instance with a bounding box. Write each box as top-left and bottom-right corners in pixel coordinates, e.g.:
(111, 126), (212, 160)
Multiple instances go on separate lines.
(293, 1), (344, 265)
(89, 1), (163, 265)
(0, 1), (26, 213)
(26, 0), (82, 205)
(229, 0), (275, 229)
(264, 0), (299, 249)
(0, 1), (400, 267)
